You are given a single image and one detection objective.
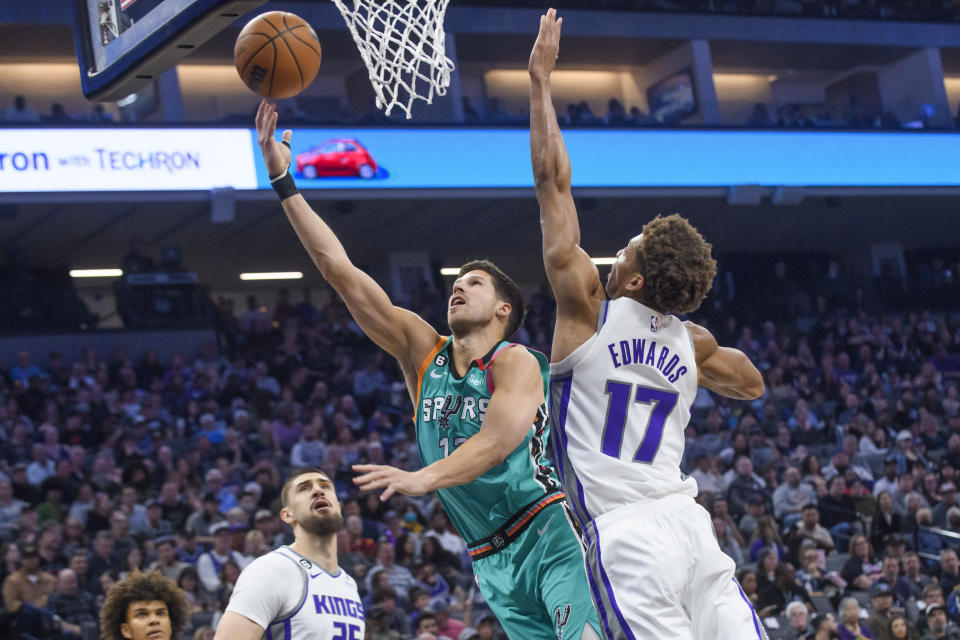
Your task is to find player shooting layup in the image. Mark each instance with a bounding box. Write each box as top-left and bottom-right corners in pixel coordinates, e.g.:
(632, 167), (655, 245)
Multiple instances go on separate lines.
(254, 100), (600, 640)
(529, 10), (768, 640)
(215, 469), (364, 640)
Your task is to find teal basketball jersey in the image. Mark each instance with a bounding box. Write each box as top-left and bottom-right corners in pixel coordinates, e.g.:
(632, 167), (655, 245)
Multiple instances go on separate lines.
(414, 337), (562, 544)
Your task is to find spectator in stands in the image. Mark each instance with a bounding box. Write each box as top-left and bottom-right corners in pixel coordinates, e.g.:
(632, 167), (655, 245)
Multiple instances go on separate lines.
(751, 515), (787, 562)
(150, 536), (189, 583)
(371, 587), (410, 637)
(196, 521), (247, 594)
(933, 483), (959, 528)
(46, 567), (98, 639)
(746, 103), (775, 127)
(876, 554), (919, 606)
(838, 596), (875, 639)
(0, 479), (26, 539)
(923, 602), (960, 640)
(866, 581), (898, 639)
(819, 476), (859, 545)
(938, 549), (960, 601)
(888, 614), (921, 640)
(177, 566), (215, 617)
(367, 606), (402, 640)
(691, 453), (727, 495)
(425, 512), (466, 562)
(842, 534), (883, 592)
(2, 544), (56, 636)
(892, 431), (929, 475)
(786, 600), (813, 639)
(872, 491), (903, 552)
(740, 494), (768, 541)
(2, 95), (40, 122)
(46, 103), (71, 124)
(290, 418), (326, 468)
(714, 515), (744, 566)
(728, 455), (766, 517)
(757, 561), (813, 618)
(430, 600), (466, 639)
(368, 540), (417, 602)
(786, 503), (836, 565)
(775, 465), (818, 529)
(88, 531), (121, 589)
(901, 552), (932, 595)
(893, 473), (918, 517)
(712, 497), (747, 551)
(415, 610), (447, 639)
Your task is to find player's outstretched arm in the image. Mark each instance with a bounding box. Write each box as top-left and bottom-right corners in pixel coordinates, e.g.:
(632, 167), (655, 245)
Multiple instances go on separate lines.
(213, 612), (265, 640)
(354, 346), (543, 500)
(686, 321), (765, 400)
(529, 10), (604, 330)
(256, 100), (439, 370)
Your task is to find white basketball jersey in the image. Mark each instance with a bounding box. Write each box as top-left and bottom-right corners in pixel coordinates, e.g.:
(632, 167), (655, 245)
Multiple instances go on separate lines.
(549, 297), (699, 521)
(226, 546), (364, 640)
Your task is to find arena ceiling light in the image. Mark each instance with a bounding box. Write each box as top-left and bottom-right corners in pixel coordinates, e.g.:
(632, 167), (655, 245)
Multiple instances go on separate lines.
(442, 259), (615, 276)
(69, 269), (123, 278)
(239, 272), (304, 281)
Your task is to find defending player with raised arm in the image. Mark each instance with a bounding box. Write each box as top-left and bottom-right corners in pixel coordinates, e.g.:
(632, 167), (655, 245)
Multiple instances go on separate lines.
(215, 469), (364, 640)
(256, 100), (600, 640)
(530, 10), (766, 640)
(528, 10), (762, 396)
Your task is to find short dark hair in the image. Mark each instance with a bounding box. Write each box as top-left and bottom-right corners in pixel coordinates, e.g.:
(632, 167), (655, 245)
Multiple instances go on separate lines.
(100, 570), (188, 640)
(458, 259), (526, 339)
(633, 214), (716, 315)
(417, 612), (437, 631)
(281, 468), (330, 508)
(802, 503), (818, 513)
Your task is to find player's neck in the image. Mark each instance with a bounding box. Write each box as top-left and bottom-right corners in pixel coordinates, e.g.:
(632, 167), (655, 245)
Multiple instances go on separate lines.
(450, 328), (502, 375)
(290, 534), (339, 574)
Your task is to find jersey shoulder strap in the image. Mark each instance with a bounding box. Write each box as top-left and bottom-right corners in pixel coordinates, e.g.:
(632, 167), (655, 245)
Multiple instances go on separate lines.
(415, 336), (450, 407)
(482, 343), (549, 394)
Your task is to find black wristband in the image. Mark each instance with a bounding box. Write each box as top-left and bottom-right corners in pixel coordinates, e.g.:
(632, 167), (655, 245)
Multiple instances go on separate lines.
(269, 167), (298, 201)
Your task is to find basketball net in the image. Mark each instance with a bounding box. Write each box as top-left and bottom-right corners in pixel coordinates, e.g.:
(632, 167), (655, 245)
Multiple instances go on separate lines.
(331, 0), (454, 119)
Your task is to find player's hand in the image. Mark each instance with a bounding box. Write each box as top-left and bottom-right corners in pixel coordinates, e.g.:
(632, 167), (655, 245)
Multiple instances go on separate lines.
(528, 8), (562, 79)
(255, 99), (292, 177)
(353, 464), (431, 501)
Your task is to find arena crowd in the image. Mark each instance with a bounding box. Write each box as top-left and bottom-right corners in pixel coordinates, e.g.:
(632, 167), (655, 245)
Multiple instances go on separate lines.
(0, 261), (959, 640)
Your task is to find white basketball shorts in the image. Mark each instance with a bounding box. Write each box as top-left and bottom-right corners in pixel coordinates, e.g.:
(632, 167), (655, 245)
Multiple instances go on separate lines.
(578, 493), (768, 640)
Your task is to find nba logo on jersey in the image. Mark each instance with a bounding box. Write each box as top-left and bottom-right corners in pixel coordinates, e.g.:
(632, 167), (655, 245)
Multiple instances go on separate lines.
(435, 354), (447, 366)
(650, 315), (661, 332)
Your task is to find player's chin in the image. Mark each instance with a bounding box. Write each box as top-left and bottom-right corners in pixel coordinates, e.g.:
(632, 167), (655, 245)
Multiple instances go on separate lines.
(301, 511), (344, 537)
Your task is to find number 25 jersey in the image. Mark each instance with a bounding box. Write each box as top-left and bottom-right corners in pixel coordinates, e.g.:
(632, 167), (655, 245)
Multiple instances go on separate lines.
(548, 297), (699, 522)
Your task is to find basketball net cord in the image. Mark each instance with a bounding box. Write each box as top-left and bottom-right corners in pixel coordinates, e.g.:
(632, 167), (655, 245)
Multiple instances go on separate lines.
(331, 0), (455, 119)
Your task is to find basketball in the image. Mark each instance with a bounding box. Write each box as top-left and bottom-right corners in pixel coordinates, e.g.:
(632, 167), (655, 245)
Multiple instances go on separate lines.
(234, 11), (322, 99)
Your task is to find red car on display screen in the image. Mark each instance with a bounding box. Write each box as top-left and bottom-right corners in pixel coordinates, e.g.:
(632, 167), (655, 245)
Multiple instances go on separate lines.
(295, 138), (379, 179)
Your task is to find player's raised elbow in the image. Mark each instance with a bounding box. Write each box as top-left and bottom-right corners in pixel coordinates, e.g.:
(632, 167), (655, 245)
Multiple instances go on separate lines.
(743, 372), (765, 400)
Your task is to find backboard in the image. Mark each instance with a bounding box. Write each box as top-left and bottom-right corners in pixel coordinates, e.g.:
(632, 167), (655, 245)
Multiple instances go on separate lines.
(70, 0), (266, 102)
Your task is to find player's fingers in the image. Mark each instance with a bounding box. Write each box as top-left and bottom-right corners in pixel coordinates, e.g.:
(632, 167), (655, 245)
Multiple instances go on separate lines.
(352, 470), (381, 484)
(380, 485), (397, 502)
(282, 130), (292, 145)
(353, 464), (386, 473)
(354, 475), (383, 490)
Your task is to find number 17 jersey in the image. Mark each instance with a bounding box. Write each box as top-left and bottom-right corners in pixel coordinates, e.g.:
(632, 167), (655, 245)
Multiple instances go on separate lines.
(548, 297), (699, 523)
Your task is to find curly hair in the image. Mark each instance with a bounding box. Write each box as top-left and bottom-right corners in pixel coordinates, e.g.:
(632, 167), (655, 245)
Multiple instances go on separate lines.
(100, 570), (188, 640)
(634, 214), (716, 315)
